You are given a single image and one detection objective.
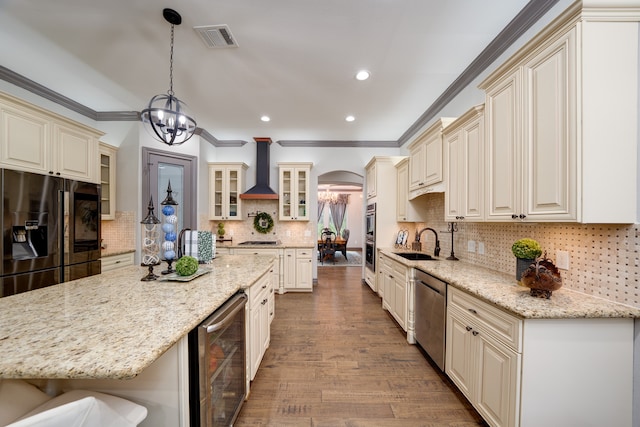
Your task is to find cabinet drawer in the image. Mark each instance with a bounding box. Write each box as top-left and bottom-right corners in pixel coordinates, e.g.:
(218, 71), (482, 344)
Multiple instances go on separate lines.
(295, 248), (313, 259)
(233, 248), (280, 257)
(248, 274), (270, 306)
(448, 287), (522, 352)
(101, 252), (134, 272)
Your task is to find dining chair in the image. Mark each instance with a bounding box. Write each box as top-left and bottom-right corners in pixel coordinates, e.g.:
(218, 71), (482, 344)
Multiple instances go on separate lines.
(320, 230), (336, 264)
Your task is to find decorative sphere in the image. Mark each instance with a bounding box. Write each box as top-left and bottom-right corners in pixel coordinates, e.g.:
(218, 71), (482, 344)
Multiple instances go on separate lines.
(164, 250), (176, 260)
(162, 241), (174, 251)
(165, 232), (177, 242)
(162, 205), (175, 216)
(162, 223), (174, 233)
(166, 215), (178, 224)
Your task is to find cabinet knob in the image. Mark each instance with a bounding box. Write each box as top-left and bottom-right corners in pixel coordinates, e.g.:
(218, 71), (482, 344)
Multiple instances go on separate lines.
(519, 214), (527, 219)
(466, 326), (473, 332)
(511, 214), (518, 219)
(472, 331), (479, 336)
(261, 298), (268, 305)
(468, 308), (478, 315)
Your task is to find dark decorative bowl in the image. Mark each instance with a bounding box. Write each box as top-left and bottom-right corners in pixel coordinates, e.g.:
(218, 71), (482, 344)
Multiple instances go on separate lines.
(520, 258), (563, 299)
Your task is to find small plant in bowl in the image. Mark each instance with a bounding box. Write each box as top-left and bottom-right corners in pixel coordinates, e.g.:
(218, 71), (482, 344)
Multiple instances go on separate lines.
(512, 238), (542, 283)
(217, 222), (225, 239)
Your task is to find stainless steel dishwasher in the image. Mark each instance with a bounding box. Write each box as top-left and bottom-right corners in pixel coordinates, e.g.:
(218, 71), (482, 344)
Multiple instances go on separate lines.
(414, 269), (447, 371)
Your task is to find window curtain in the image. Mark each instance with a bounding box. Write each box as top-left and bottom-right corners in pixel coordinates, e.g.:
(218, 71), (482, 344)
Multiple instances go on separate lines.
(329, 194), (349, 234)
(317, 201), (326, 221)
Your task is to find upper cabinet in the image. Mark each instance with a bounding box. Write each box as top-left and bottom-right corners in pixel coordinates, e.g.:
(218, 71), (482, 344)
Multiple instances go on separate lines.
(99, 142), (117, 220)
(0, 92), (103, 183)
(365, 160), (377, 199)
(407, 118), (455, 200)
(278, 162), (312, 221)
(444, 105), (485, 222)
(208, 162), (248, 221)
(479, 3), (639, 223)
(396, 158), (428, 222)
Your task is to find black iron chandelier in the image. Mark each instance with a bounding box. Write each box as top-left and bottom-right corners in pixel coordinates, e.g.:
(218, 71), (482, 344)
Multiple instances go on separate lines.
(141, 8), (197, 146)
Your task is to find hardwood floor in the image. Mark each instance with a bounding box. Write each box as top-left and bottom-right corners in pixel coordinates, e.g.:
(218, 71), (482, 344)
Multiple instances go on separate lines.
(236, 266), (486, 427)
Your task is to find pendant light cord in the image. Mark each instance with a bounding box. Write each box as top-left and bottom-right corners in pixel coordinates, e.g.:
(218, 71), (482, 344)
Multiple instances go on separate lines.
(168, 23), (175, 96)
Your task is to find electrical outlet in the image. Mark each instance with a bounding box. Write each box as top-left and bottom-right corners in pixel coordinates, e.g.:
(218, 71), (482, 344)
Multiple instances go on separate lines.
(477, 242), (485, 255)
(556, 250), (570, 270)
(467, 240), (476, 253)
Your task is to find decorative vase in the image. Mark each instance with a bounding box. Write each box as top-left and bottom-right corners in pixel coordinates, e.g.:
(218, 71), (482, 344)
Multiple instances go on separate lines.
(516, 258), (535, 284)
(521, 257), (563, 299)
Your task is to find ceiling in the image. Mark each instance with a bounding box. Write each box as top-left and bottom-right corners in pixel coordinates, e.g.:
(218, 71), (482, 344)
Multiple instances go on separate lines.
(0, 0), (553, 145)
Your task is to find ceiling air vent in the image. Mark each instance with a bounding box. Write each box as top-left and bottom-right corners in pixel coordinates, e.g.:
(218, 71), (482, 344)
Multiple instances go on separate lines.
(193, 25), (238, 48)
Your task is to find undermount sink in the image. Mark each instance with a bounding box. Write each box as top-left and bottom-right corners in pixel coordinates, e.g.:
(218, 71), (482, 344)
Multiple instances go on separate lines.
(393, 252), (436, 261)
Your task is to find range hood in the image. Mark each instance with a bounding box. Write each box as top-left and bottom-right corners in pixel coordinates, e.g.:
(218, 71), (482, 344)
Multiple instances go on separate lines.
(240, 137), (279, 200)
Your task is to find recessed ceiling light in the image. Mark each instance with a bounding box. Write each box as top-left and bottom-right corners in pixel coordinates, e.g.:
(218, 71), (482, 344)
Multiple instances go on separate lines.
(260, 115), (270, 122)
(345, 115), (355, 122)
(355, 70), (370, 81)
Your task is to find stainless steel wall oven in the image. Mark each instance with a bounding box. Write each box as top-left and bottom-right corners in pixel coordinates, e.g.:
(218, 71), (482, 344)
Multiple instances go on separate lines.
(365, 203), (376, 270)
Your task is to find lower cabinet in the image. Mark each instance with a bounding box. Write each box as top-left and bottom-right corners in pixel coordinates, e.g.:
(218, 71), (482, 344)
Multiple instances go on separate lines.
(446, 286), (634, 427)
(283, 248), (313, 291)
(246, 266), (272, 381)
(100, 252), (135, 272)
(380, 254), (408, 331)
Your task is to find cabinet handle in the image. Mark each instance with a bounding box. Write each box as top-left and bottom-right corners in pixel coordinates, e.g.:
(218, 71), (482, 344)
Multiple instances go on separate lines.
(261, 298), (268, 305)
(262, 284), (267, 289)
(466, 326), (473, 332)
(468, 308), (478, 315)
(472, 331), (479, 336)
(49, 171), (54, 175)
(519, 214), (527, 219)
(511, 214), (518, 219)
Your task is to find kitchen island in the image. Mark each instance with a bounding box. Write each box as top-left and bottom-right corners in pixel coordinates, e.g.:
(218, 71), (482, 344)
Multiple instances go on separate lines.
(0, 254), (276, 380)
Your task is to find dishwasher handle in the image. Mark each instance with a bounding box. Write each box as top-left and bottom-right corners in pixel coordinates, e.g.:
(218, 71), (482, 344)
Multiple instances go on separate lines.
(202, 293), (248, 333)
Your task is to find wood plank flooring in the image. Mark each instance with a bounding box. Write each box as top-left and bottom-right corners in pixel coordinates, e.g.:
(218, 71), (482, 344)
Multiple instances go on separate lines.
(235, 266), (486, 427)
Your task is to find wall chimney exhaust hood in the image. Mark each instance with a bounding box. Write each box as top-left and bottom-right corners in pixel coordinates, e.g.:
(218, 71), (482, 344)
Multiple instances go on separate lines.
(240, 137), (279, 200)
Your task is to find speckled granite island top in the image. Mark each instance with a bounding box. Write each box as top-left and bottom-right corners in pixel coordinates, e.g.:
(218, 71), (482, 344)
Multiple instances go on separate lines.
(0, 255), (276, 380)
(380, 248), (640, 319)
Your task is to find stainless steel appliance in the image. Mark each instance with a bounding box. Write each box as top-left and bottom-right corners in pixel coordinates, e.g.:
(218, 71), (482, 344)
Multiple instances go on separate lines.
(414, 268), (447, 371)
(189, 293), (247, 427)
(0, 169), (101, 297)
(365, 203), (376, 270)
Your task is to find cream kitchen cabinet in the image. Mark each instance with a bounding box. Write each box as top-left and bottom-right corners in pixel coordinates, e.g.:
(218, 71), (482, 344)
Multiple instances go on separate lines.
(208, 162), (247, 221)
(0, 91), (102, 183)
(446, 286), (634, 427)
(444, 105), (484, 222)
(406, 118), (455, 199)
(231, 247), (281, 297)
(395, 158), (428, 222)
(100, 252), (134, 272)
(365, 160), (377, 199)
(283, 248), (313, 292)
(479, 3), (638, 223)
(246, 266), (272, 381)
(99, 142), (117, 220)
(380, 253), (408, 331)
(278, 162), (312, 221)
(446, 287), (521, 427)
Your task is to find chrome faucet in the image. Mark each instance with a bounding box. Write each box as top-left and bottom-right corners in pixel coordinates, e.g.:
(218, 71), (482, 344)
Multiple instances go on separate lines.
(412, 227), (440, 257)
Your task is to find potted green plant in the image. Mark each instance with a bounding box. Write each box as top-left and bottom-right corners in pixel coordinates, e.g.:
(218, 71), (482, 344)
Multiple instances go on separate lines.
(511, 238), (542, 283)
(217, 222), (225, 239)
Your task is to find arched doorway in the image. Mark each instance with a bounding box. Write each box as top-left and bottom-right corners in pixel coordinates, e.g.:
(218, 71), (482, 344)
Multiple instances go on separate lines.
(317, 171), (364, 265)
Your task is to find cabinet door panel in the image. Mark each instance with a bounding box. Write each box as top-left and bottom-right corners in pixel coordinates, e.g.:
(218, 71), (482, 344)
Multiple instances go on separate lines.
(445, 132), (462, 219)
(524, 29), (576, 220)
(476, 335), (520, 427)
(0, 106), (49, 173)
(486, 71), (520, 220)
(54, 123), (96, 181)
(445, 312), (474, 400)
(464, 120), (484, 219)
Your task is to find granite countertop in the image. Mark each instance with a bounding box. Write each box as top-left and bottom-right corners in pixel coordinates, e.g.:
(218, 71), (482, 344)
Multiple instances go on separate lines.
(223, 241), (315, 249)
(0, 254), (276, 380)
(379, 248), (640, 319)
(100, 248), (135, 257)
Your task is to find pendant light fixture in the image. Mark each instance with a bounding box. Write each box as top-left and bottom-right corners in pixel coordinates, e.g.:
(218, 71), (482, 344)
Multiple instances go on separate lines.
(141, 8), (197, 146)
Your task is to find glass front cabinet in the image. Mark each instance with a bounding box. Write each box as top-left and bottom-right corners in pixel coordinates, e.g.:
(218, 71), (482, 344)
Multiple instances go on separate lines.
(278, 162), (312, 221)
(208, 162), (248, 221)
(99, 142), (117, 220)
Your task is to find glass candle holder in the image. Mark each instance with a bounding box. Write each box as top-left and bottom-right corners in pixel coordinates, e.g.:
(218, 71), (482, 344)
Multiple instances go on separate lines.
(141, 196), (161, 281)
(161, 181), (179, 274)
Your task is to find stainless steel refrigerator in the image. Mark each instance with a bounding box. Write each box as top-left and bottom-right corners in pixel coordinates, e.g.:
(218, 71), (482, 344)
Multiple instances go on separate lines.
(1, 169), (101, 297)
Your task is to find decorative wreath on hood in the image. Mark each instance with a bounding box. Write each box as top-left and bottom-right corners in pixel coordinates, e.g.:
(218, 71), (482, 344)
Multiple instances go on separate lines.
(253, 212), (274, 234)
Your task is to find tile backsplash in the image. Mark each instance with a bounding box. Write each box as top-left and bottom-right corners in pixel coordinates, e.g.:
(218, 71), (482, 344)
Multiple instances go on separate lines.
(101, 211), (136, 253)
(198, 200), (317, 246)
(410, 193), (640, 308)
